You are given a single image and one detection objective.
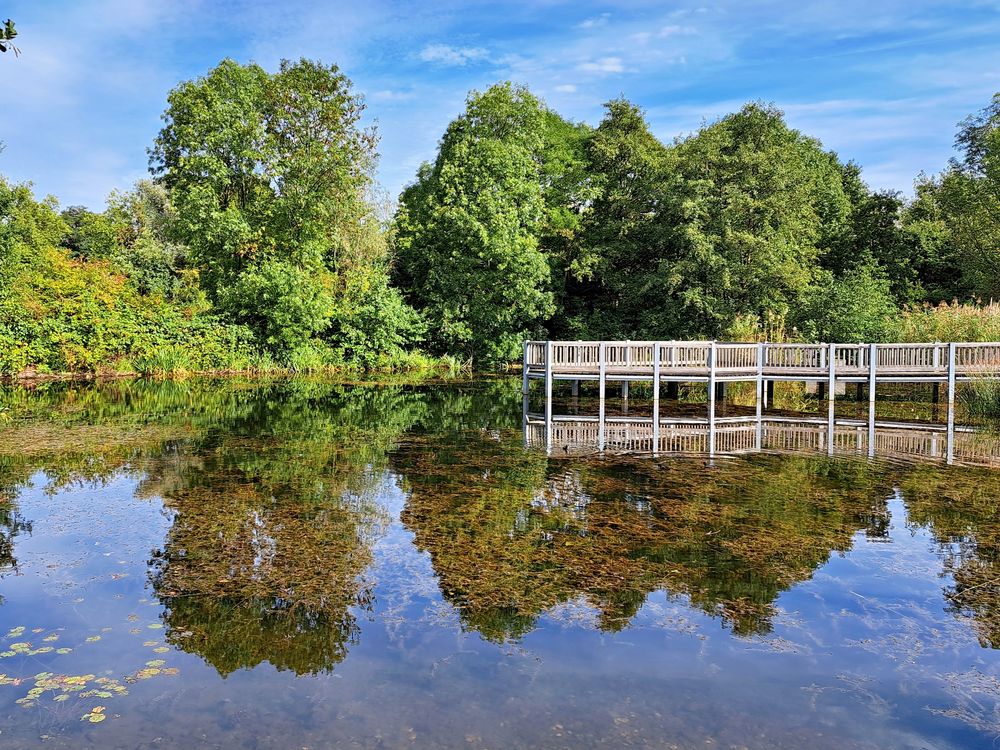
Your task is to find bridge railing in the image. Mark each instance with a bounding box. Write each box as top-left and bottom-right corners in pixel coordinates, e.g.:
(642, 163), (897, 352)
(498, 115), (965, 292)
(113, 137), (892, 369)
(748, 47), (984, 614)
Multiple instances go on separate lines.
(525, 340), (1000, 375)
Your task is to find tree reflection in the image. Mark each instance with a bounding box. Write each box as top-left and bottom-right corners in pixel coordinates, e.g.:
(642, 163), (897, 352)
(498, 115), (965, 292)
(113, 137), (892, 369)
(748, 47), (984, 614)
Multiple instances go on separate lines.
(902, 468), (1000, 649)
(399, 431), (893, 640)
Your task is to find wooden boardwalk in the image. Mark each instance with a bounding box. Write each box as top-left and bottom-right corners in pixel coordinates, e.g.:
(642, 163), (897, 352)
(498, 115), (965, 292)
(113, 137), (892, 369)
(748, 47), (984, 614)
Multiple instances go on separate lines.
(522, 340), (1000, 463)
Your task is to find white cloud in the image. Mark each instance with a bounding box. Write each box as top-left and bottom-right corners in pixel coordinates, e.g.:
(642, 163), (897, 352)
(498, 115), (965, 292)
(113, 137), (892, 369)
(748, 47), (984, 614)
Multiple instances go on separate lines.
(554, 84), (577, 93)
(578, 13), (611, 29)
(578, 56), (625, 74)
(659, 25), (695, 37)
(418, 43), (489, 66)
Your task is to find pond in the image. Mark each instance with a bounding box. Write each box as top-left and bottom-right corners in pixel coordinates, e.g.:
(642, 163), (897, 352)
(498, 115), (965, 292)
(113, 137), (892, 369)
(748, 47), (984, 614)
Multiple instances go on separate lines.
(0, 377), (999, 749)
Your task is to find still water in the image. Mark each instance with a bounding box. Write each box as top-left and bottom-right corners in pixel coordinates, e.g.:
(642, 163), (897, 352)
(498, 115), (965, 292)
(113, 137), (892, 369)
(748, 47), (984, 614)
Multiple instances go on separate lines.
(1, 377), (999, 749)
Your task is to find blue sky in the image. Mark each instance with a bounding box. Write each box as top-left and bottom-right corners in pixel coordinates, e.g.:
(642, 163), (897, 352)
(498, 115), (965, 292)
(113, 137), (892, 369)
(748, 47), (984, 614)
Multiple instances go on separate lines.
(3, 0), (999, 209)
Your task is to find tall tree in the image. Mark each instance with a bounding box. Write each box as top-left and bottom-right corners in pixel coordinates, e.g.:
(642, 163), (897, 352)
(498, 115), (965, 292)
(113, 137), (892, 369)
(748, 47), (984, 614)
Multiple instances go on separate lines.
(393, 83), (554, 365)
(663, 103), (854, 337)
(903, 93), (1000, 301)
(150, 58), (414, 360)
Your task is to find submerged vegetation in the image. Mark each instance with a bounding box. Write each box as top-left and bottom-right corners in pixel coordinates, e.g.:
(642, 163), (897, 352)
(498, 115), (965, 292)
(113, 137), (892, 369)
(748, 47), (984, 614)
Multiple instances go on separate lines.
(2, 60), (1000, 374)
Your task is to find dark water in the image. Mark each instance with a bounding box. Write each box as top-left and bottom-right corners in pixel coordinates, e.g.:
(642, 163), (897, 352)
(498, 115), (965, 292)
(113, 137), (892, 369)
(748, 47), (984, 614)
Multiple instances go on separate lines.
(1, 378), (999, 749)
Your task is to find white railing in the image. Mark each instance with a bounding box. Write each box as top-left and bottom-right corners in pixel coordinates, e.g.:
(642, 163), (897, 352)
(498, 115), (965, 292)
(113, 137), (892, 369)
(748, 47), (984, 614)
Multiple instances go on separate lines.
(525, 340), (1000, 376)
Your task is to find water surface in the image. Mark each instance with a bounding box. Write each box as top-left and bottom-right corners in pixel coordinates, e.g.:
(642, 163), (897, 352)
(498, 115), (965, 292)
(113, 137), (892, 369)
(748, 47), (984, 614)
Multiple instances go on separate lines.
(1, 378), (999, 748)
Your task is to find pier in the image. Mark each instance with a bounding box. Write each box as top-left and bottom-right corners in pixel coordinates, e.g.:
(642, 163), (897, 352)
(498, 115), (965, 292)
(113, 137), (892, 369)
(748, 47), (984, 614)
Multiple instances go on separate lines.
(522, 340), (1000, 463)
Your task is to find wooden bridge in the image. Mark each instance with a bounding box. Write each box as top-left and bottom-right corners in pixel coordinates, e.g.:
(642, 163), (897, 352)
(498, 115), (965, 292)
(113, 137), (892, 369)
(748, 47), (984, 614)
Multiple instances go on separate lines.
(522, 340), (1000, 463)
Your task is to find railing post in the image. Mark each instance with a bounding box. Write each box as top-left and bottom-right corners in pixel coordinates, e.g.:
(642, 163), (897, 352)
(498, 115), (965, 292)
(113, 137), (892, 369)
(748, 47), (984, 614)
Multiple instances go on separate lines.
(652, 342), (661, 456)
(756, 342), (764, 450)
(868, 342), (877, 458)
(521, 341), (531, 424)
(947, 342), (956, 465)
(827, 342), (836, 456)
(708, 342), (717, 457)
(544, 341), (553, 453)
(599, 342), (606, 452)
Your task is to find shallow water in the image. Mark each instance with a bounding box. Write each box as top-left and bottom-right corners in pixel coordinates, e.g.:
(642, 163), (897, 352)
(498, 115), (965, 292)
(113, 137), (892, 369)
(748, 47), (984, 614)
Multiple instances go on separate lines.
(1, 377), (999, 749)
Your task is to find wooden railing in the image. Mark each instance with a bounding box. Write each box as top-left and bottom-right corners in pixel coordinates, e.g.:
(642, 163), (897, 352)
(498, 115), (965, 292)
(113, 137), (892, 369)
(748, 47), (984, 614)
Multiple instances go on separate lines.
(524, 341), (1000, 377)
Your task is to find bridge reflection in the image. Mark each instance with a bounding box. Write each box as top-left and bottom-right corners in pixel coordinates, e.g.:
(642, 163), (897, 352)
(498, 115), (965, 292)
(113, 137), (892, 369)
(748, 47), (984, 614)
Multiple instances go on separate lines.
(524, 410), (1000, 467)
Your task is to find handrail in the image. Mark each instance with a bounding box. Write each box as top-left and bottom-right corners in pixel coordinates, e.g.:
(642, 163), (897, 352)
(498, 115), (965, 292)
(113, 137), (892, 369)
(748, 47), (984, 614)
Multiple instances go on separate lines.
(524, 340), (1000, 375)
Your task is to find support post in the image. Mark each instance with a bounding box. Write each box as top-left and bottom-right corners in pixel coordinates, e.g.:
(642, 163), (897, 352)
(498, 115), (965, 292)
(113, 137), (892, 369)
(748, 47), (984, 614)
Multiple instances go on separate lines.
(765, 379), (775, 408)
(708, 342), (717, 457)
(521, 341), (530, 419)
(571, 380), (580, 399)
(947, 342), (956, 464)
(868, 343), (877, 458)
(666, 382), (679, 400)
(544, 341), (553, 453)
(827, 342), (836, 455)
(599, 342), (606, 452)
(755, 342), (764, 450)
(652, 343), (661, 455)
(621, 380), (630, 414)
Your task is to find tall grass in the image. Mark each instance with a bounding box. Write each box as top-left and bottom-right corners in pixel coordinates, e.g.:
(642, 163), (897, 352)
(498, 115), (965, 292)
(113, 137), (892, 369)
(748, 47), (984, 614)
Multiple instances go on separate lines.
(897, 301), (1000, 343)
(961, 376), (1000, 424)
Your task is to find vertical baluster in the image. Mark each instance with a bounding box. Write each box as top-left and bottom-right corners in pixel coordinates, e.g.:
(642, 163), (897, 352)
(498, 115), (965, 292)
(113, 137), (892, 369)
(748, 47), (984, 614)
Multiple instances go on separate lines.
(947, 342), (956, 465)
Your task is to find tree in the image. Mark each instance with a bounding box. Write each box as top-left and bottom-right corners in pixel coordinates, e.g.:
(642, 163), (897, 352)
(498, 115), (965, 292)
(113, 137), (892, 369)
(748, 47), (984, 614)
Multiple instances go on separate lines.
(662, 103), (854, 338)
(571, 99), (678, 338)
(797, 263), (898, 343)
(1, 19), (18, 56)
(150, 58), (413, 361)
(393, 83), (555, 365)
(902, 93), (1000, 301)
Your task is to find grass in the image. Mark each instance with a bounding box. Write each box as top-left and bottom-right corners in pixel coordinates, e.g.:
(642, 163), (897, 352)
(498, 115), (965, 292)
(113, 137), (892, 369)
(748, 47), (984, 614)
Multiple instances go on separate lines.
(897, 301), (1000, 343)
(961, 375), (1000, 425)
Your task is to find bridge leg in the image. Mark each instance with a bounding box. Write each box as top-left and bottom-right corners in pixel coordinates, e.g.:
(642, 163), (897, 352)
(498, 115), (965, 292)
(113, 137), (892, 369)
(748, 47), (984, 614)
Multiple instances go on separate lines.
(598, 343), (606, 452)
(544, 341), (553, 454)
(765, 380), (775, 408)
(621, 380), (629, 415)
(707, 343), (717, 457)
(755, 342), (764, 450)
(817, 381), (826, 401)
(666, 382), (679, 401)
(856, 382), (864, 402)
(652, 343), (661, 455)
(571, 379), (579, 399)
(947, 343), (956, 465)
(868, 343), (877, 458)
(828, 343), (836, 456)
(521, 341), (530, 419)
(714, 381), (726, 403)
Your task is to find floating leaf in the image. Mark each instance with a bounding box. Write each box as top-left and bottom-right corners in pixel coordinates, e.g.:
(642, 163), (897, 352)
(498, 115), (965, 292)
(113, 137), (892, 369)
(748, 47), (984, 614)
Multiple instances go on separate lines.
(6, 626), (25, 638)
(145, 660), (165, 667)
(56, 648), (72, 655)
(153, 647), (169, 654)
(85, 636), (101, 643)
(146, 624), (163, 629)
(142, 641), (158, 647)
(42, 634), (59, 642)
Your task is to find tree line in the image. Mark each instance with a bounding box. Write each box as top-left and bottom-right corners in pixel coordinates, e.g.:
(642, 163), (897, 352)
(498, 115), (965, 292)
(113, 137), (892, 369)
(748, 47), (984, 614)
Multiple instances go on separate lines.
(1, 57), (998, 374)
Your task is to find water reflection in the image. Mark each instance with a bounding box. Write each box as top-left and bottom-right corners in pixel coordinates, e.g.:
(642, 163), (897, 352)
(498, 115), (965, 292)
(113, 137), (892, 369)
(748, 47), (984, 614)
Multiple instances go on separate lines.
(1, 378), (1000, 747)
(398, 428), (893, 639)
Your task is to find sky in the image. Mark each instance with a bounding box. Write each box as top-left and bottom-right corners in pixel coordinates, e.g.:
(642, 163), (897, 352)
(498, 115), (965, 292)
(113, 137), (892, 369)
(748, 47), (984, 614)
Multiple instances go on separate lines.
(2, 0), (1000, 210)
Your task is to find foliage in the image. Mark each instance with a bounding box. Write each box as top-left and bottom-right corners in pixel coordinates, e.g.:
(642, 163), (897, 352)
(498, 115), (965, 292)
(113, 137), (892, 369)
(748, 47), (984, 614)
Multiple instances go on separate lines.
(150, 58), (418, 362)
(897, 301), (1000, 343)
(394, 83), (555, 365)
(0, 19), (18, 55)
(797, 264), (899, 343)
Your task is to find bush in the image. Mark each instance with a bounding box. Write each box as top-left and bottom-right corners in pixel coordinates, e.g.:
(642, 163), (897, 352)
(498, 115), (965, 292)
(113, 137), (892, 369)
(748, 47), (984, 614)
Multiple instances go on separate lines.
(797, 264), (898, 342)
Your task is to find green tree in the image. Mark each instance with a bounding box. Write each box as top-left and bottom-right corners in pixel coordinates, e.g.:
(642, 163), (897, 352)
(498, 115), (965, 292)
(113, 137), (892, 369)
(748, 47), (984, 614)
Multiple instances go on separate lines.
(902, 93), (1000, 301)
(393, 83), (555, 365)
(571, 99), (678, 338)
(0, 19), (18, 55)
(150, 58), (413, 362)
(797, 263), (898, 342)
(663, 103), (854, 337)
